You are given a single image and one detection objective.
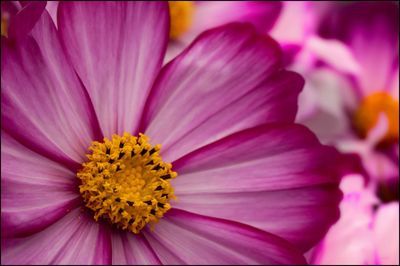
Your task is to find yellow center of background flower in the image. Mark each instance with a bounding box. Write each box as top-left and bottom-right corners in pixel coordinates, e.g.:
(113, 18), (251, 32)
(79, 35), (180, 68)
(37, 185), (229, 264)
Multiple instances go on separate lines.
(352, 91), (399, 145)
(77, 133), (177, 234)
(168, 1), (194, 39)
(1, 13), (9, 37)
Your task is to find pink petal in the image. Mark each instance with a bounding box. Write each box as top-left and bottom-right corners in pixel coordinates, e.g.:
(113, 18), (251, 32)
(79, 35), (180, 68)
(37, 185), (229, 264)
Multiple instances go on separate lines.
(270, 2), (314, 45)
(1, 131), (80, 238)
(319, 2), (399, 95)
(45, 1), (59, 28)
(111, 231), (161, 265)
(143, 23), (303, 162)
(171, 123), (342, 251)
(143, 209), (306, 264)
(181, 1), (282, 44)
(58, 2), (169, 138)
(1, 11), (101, 168)
(1, 208), (111, 265)
(309, 175), (378, 265)
(373, 202), (400, 265)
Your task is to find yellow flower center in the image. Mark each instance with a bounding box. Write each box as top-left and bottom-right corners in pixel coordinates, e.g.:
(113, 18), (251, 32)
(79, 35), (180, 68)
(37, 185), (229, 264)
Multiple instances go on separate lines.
(168, 1), (194, 39)
(77, 133), (177, 234)
(352, 92), (399, 145)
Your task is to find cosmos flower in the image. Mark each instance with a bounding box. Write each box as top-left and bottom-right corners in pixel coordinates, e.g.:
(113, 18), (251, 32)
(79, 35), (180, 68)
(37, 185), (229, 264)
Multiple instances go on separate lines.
(2, 2), (347, 264)
(298, 1), (399, 185)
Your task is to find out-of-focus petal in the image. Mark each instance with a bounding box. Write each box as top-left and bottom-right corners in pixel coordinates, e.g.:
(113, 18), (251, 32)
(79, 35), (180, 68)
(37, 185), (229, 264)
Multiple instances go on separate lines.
(304, 36), (361, 75)
(270, 1), (314, 45)
(143, 209), (306, 265)
(1, 11), (101, 169)
(373, 202), (399, 265)
(58, 2), (169, 138)
(309, 174), (378, 265)
(319, 2), (399, 95)
(1, 131), (81, 238)
(111, 231), (161, 265)
(171, 123), (342, 251)
(143, 23), (304, 162)
(1, 208), (111, 265)
(295, 68), (355, 143)
(181, 1), (282, 43)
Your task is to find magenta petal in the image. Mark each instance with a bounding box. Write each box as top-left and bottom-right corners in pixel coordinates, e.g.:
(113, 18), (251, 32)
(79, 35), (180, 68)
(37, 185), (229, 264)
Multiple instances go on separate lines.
(1, 131), (80, 238)
(58, 2), (169, 137)
(1, 12), (101, 168)
(8, 1), (46, 41)
(143, 23), (303, 162)
(1, 208), (111, 265)
(171, 123), (342, 252)
(319, 2), (399, 95)
(111, 231), (161, 265)
(142, 209), (306, 264)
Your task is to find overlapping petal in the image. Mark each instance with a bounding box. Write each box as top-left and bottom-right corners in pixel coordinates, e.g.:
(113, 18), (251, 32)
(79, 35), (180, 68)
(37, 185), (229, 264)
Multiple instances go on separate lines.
(111, 231), (161, 265)
(1, 131), (81, 238)
(142, 209), (306, 265)
(171, 123), (342, 251)
(143, 23), (304, 162)
(1, 208), (111, 265)
(58, 1), (169, 138)
(319, 1), (399, 95)
(7, 1), (46, 41)
(1, 11), (101, 169)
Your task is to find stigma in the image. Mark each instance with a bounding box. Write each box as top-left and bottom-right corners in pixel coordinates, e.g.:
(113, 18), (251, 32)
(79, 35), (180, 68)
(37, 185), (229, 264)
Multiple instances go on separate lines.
(168, 1), (194, 39)
(77, 133), (177, 234)
(352, 92), (399, 145)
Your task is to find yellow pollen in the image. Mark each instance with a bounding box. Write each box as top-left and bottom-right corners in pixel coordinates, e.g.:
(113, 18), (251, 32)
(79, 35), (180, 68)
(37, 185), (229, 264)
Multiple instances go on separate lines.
(77, 133), (177, 234)
(352, 91), (399, 145)
(168, 1), (194, 39)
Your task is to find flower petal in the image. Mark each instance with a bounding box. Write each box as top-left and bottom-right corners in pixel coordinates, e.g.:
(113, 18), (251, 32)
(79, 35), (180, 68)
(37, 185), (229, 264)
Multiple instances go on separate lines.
(1, 11), (101, 168)
(111, 231), (161, 265)
(143, 209), (306, 264)
(1, 208), (111, 265)
(1, 131), (80, 238)
(143, 23), (303, 162)
(373, 202), (399, 265)
(319, 2), (399, 95)
(180, 1), (282, 45)
(7, 1), (46, 41)
(58, 2), (169, 137)
(171, 123), (343, 251)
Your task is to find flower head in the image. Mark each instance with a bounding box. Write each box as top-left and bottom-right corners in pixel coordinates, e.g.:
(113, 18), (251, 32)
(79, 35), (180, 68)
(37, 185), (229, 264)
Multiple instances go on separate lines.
(2, 2), (347, 264)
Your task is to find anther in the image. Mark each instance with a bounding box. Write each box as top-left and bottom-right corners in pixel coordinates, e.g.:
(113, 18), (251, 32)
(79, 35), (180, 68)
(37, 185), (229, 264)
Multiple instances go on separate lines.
(77, 133), (177, 234)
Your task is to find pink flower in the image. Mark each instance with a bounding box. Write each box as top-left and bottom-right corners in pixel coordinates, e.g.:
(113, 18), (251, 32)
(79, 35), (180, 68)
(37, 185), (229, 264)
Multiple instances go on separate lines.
(2, 2), (347, 264)
(296, 2), (399, 184)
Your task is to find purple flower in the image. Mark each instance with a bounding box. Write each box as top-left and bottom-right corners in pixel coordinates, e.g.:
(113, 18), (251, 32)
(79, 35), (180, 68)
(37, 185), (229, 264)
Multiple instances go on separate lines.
(2, 2), (346, 264)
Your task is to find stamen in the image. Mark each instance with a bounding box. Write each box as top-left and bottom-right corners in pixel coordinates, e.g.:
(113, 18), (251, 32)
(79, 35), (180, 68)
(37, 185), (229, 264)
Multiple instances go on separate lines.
(352, 91), (399, 145)
(77, 133), (177, 234)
